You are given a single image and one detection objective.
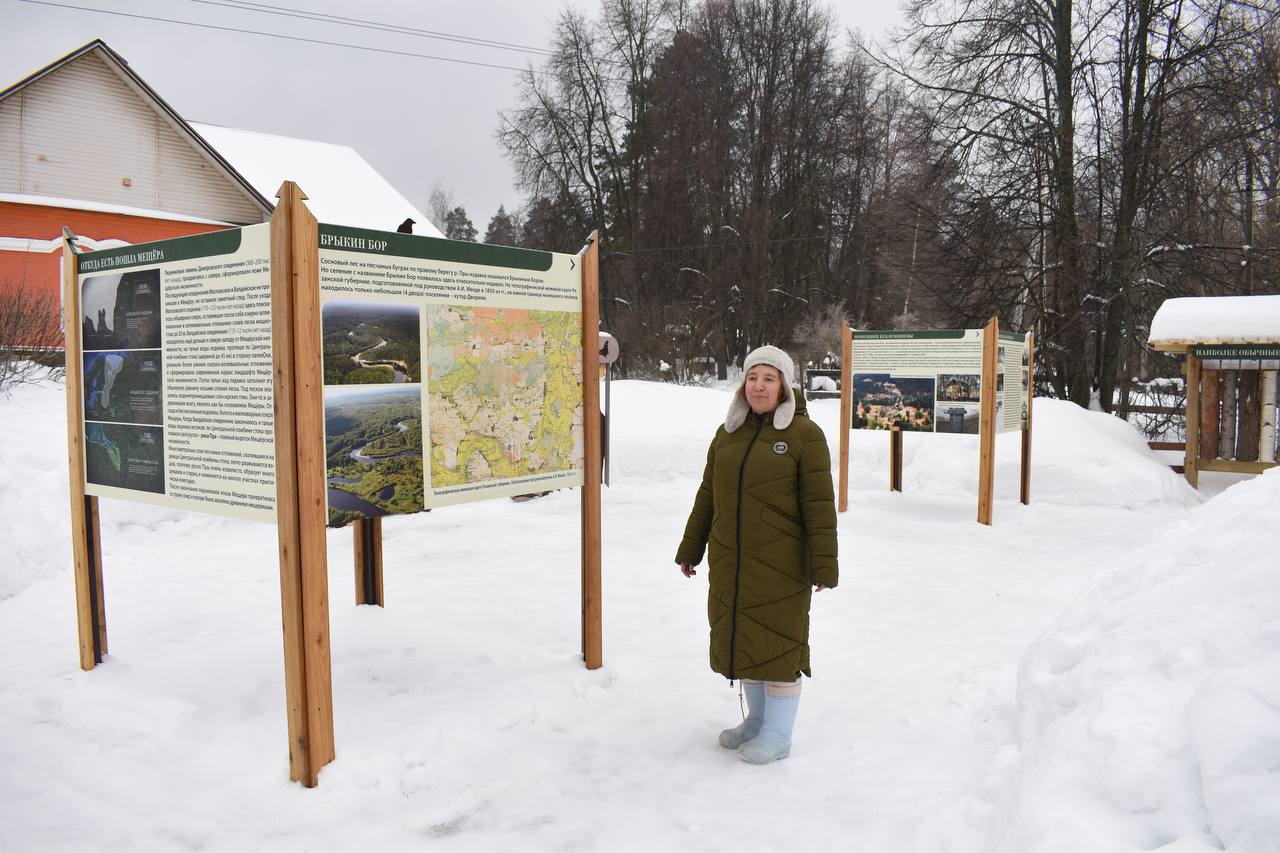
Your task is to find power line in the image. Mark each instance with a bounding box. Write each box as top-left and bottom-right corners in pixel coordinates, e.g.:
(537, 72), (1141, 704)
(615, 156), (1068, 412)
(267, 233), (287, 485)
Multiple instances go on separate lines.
(179, 0), (554, 56)
(15, 0), (549, 75)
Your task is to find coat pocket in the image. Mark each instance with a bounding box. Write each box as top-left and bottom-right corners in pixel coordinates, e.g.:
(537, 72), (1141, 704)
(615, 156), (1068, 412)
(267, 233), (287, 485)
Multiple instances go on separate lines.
(760, 504), (803, 540)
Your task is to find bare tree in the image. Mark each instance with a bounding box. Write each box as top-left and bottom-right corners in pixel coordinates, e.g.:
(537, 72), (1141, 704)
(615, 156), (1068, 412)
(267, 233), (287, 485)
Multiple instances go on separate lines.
(0, 281), (65, 392)
(495, 0), (1274, 391)
(890, 0), (1089, 401)
(426, 182), (454, 234)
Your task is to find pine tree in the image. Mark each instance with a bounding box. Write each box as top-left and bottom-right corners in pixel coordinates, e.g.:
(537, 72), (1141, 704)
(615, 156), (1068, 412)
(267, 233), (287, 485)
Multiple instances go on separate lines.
(483, 205), (520, 246)
(443, 206), (477, 242)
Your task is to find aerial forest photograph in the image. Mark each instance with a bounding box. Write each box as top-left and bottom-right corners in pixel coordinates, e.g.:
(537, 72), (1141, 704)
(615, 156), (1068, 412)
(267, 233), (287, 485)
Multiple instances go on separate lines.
(322, 300), (422, 385)
(323, 384), (425, 526)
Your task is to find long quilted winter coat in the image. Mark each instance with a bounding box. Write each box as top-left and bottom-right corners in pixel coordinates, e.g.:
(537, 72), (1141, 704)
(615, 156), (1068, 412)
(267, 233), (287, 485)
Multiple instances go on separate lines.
(675, 393), (838, 682)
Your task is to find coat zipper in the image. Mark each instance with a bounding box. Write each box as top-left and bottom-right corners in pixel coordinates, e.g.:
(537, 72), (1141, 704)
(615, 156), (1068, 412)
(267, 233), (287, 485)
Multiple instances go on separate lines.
(728, 414), (765, 681)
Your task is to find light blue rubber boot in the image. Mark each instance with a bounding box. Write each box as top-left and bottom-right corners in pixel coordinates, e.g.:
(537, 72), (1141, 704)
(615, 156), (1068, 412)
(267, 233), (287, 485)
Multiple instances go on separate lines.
(718, 681), (765, 749)
(738, 691), (800, 764)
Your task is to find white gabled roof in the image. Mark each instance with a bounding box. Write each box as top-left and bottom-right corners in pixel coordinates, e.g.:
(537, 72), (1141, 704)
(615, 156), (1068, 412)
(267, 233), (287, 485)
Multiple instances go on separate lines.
(1148, 295), (1280, 350)
(1, 40), (272, 220)
(190, 123), (443, 237)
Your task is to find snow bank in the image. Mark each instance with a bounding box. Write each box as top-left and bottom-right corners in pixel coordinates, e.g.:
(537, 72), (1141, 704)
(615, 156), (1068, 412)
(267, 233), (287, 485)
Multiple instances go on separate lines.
(0, 382), (72, 599)
(608, 383), (1198, 511)
(1018, 399), (1200, 510)
(0, 382), (205, 600)
(972, 468), (1280, 851)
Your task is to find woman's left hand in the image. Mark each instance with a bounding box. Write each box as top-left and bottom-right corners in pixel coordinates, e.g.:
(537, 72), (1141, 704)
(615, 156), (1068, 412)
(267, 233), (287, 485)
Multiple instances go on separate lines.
(814, 584), (829, 592)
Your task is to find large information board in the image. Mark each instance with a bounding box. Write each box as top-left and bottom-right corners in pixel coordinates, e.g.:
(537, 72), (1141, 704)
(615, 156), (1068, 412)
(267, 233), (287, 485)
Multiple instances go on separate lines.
(840, 320), (1035, 524)
(77, 226), (276, 522)
(850, 328), (1030, 435)
(850, 329), (985, 434)
(317, 225), (584, 526)
(61, 185), (604, 787)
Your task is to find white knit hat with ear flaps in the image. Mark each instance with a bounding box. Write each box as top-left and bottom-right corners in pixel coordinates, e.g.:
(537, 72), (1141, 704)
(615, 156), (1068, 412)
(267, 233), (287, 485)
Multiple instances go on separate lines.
(725, 345), (797, 433)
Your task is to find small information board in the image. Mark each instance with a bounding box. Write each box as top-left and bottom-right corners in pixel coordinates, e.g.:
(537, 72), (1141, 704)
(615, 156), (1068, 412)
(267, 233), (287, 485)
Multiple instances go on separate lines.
(839, 319), (1034, 524)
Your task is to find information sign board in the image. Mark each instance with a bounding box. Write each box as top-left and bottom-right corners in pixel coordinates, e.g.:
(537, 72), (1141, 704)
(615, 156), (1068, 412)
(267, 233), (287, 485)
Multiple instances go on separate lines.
(850, 328), (1032, 435)
(850, 329), (984, 434)
(77, 226), (276, 522)
(316, 225), (585, 525)
(996, 331), (1032, 433)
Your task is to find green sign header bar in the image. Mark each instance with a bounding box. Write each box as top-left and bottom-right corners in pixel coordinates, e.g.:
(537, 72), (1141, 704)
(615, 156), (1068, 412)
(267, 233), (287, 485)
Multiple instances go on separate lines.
(853, 330), (969, 340)
(319, 224), (554, 272)
(78, 228), (244, 274)
(1193, 344), (1280, 359)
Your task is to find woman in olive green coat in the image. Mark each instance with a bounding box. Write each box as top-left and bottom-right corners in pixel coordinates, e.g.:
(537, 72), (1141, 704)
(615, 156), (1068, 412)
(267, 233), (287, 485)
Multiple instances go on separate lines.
(676, 345), (838, 764)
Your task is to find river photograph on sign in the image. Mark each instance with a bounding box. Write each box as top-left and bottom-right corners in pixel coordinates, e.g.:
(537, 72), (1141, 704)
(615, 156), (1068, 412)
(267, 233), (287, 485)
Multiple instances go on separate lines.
(84, 422), (165, 494)
(323, 384), (425, 526)
(83, 350), (162, 425)
(322, 300), (421, 385)
(852, 372), (936, 431)
(80, 269), (161, 351)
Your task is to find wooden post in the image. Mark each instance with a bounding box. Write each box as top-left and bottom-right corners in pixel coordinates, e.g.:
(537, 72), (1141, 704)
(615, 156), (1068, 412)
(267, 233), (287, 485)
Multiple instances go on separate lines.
(1183, 354), (1202, 488)
(352, 518), (383, 607)
(1219, 369), (1238, 458)
(1020, 331), (1034, 505)
(1199, 368), (1220, 461)
(270, 182), (335, 787)
(838, 320), (852, 512)
(62, 237), (107, 669)
(977, 317), (998, 524)
(889, 426), (903, 492)
(1237, 370), (1261, 462)
(1261, 369), (1278, 464)
(580, 232), (603, 671)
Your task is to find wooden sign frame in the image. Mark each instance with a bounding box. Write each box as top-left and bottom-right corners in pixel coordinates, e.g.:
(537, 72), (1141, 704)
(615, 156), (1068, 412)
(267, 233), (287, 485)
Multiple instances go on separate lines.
(61, 236), (107, 670)
(976, 317), (998, 524)
(836, 317), (1033, 525)
(837, 319), (852, 512)
(59, 183), (604, 788)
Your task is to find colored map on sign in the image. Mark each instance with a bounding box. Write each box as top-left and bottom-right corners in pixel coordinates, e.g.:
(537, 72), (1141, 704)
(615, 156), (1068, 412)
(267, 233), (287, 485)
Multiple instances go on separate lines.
(426, 306), (583, 488)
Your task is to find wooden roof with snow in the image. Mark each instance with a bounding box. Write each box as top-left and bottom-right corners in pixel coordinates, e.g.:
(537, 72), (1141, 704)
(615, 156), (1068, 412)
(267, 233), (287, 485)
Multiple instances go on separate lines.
(1148, 295), (1280, 353)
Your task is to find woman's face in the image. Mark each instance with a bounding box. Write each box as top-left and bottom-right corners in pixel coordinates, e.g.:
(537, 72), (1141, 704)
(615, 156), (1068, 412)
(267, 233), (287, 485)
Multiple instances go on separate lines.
(745, 365), (784, 415)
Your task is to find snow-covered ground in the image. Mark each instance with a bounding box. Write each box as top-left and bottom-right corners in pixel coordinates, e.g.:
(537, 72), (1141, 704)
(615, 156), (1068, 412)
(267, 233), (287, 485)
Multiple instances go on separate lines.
(2, 378), (1277, 852)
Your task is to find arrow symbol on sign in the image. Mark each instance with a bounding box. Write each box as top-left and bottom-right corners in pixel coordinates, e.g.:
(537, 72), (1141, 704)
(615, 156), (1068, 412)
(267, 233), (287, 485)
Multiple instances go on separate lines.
(570, 258), (576, 270)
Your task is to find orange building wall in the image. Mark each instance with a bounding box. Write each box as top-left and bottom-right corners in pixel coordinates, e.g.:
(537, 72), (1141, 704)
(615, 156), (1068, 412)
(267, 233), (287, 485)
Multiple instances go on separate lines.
(0, 202), (232, 302)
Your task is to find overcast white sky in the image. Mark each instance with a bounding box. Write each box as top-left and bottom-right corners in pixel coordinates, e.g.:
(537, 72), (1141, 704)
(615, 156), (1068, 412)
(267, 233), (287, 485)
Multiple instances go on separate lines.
(2, 0), (903, 235)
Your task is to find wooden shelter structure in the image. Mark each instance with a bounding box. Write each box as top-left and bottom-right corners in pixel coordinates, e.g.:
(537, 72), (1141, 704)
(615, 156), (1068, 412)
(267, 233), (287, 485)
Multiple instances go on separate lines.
(1148, 295), (1280, 487)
